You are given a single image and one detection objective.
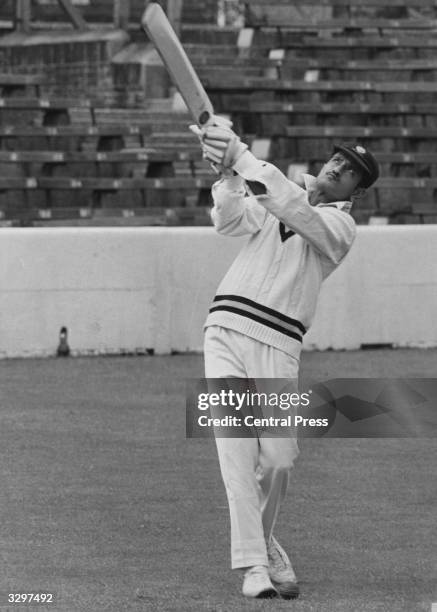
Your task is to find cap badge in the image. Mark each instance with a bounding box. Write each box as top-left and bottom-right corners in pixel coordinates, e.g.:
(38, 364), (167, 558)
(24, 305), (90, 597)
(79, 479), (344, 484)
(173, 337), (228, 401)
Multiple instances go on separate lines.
(354, 146), (367, 154)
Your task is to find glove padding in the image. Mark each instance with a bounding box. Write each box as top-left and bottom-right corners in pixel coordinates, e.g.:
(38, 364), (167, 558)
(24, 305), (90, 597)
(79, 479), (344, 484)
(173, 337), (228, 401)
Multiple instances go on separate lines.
(188, 114), (233, 140)
(201, 125), (248, 169)
(189, 115), (238, 175)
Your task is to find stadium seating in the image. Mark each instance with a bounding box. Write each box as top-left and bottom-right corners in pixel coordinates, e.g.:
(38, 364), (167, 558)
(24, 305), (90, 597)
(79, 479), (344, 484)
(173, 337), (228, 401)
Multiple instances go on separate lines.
(0, 0), (217, 33)
(0, 72), (44, 96)
(0, 0), (436, 225)
(180, 0), (437, 224)
(0, 94), (210, 226)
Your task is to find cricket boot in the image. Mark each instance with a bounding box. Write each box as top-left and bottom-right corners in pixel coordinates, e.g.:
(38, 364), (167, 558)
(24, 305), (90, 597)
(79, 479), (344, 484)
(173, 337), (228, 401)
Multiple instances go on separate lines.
(267, 536), (299, 599)
(242, 565), (277, 598)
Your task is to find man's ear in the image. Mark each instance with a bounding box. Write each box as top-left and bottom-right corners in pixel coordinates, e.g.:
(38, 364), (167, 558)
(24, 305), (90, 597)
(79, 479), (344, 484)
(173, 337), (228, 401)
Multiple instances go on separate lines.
(352, 187), (366, 201)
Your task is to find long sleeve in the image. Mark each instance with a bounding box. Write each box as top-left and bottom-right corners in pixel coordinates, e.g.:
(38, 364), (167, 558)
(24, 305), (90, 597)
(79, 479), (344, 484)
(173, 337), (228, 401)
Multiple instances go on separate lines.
(233, 151), (356, 264)
(210, 172), (268, 237)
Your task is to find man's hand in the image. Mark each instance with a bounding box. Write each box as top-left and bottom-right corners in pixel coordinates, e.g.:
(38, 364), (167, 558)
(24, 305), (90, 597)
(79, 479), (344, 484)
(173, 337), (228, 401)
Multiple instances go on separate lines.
(201, 125), (248, 169)
(189, 115), (230, 174)
(189, 114), (233, 144)
(189, 115), (247, 173)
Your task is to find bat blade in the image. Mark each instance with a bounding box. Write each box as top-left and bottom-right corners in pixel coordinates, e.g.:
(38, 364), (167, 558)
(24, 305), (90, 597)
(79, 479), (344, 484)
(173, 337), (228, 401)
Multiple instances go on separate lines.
(141, 3), (214, 127)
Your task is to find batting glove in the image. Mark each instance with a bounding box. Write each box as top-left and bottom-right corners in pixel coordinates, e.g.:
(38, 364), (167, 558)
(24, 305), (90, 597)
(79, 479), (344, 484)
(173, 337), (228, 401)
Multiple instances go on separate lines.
(189, 115), (237, 175)
(188, 114), (232, 140)
(210, 115), (233, 129)
(202, 125), (248, 169)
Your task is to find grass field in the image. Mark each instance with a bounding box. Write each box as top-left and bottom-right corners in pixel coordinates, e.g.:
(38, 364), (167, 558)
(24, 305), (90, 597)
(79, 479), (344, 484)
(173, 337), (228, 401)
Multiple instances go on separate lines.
(0, 349), (436, 611)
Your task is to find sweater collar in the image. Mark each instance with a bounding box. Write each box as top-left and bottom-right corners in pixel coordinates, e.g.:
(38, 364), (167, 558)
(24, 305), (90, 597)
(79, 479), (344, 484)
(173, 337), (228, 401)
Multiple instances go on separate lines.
(302, 173), (352, 214)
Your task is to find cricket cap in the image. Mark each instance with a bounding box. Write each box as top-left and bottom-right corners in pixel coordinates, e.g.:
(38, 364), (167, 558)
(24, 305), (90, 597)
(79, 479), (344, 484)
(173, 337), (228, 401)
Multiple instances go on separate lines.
(332, 143), (379, 188)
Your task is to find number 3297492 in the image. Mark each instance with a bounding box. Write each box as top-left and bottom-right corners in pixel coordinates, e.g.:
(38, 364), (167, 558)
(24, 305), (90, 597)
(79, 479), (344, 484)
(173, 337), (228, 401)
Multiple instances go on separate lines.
(8, 593), (54, 604)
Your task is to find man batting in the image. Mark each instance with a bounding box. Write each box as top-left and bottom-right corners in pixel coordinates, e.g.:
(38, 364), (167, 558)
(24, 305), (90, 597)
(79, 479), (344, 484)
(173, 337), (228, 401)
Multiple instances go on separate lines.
(191, 118), (379, 599)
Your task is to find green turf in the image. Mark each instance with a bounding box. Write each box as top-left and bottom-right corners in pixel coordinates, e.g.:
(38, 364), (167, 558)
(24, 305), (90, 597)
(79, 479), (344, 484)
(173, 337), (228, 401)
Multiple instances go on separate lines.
(0, 350), (436, 611)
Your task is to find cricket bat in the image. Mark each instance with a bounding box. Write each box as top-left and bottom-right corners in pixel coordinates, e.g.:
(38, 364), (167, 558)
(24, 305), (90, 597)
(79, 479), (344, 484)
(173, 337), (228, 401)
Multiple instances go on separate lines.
(141, 2), (215, 127)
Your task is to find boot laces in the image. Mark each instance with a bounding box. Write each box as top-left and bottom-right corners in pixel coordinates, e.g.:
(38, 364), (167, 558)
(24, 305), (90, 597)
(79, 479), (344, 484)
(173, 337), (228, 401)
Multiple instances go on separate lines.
(268, 540), (288, 571)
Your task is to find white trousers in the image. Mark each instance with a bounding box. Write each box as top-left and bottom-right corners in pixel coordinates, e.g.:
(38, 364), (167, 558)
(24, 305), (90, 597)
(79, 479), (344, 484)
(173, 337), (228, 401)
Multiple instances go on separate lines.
(204, 326), (300, 569)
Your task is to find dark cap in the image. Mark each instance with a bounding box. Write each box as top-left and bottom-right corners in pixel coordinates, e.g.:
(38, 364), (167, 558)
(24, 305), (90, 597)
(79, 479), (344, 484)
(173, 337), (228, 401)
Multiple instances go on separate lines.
(333, 143), (379, 188)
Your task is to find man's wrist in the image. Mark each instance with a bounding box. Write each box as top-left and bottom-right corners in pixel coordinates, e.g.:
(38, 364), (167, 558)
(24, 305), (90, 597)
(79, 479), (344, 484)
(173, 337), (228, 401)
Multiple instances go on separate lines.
(232, 150), (261, 175)
(221, 172), (244, 190)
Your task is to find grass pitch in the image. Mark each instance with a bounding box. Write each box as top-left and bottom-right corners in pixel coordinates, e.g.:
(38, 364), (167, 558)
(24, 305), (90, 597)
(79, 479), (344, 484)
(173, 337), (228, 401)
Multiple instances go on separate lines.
(0, 349), (436, 611)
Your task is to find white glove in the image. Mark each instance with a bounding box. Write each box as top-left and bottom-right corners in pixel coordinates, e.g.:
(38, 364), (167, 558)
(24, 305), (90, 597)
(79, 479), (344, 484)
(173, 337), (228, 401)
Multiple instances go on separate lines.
(210, 115), (233, 129)
(189, 115), (237, 175)
(188, 114), (233, 140)
(202, 125), (248, 169)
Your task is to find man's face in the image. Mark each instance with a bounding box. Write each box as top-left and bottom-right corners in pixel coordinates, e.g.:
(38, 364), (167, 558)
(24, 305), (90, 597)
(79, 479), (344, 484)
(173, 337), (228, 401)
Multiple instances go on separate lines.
(315, 152), (364, 202)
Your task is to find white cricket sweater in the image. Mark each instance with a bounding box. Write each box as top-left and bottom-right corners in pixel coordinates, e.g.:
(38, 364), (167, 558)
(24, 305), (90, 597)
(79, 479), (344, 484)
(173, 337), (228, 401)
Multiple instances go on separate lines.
(204, 150), (357, 360)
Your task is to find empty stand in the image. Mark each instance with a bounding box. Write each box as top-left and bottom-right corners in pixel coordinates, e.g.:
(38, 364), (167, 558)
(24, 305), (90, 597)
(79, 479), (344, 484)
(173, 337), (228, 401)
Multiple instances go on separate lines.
(179, 0), (437, 224)
(0, 0), (436, 226)
(0, 73), (44, 96)
(0, 93), (211, 226)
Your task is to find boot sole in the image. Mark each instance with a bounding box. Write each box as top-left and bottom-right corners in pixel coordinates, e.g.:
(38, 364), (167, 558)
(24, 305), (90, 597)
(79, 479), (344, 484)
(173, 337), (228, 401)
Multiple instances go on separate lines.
(243, 587), (278, 599)
(254, 588), (278, 599)
(272, 580), (300, 599)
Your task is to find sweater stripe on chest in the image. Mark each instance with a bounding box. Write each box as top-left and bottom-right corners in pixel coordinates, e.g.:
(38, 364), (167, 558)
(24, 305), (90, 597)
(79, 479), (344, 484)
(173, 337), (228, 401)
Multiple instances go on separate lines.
(209, 295), (307, 343)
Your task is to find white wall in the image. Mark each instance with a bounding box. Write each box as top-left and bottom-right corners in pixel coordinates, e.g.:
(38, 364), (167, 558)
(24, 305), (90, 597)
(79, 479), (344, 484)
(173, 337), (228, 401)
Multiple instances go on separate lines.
(304, 225), (437, 350)
(0, 226), (436, 358)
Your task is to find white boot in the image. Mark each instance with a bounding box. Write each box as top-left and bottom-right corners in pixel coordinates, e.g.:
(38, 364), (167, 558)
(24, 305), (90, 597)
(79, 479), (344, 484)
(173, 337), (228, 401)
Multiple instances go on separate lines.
(267, 536), (299, 599)
(242, 565), (277, 598)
